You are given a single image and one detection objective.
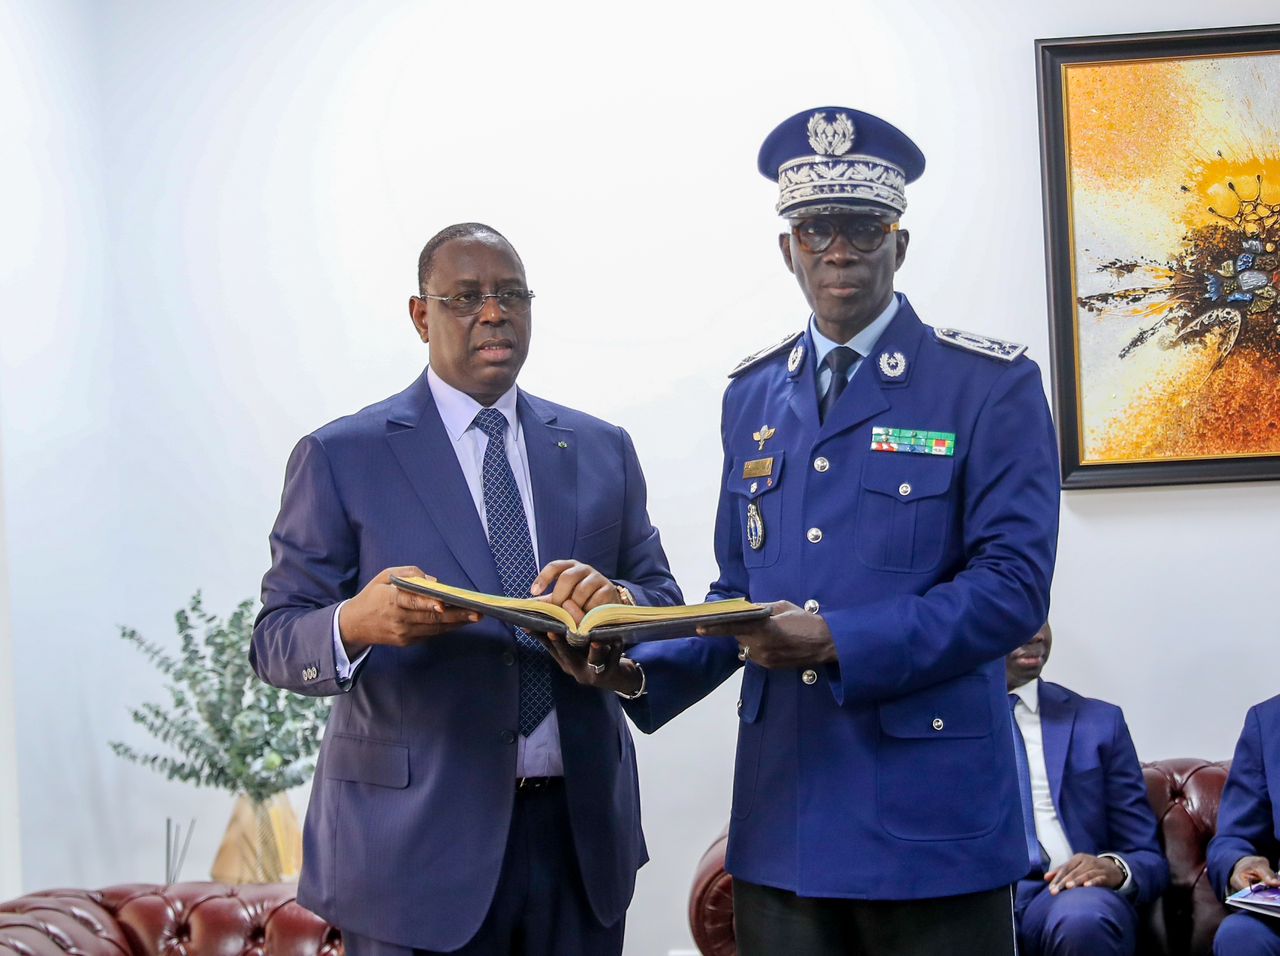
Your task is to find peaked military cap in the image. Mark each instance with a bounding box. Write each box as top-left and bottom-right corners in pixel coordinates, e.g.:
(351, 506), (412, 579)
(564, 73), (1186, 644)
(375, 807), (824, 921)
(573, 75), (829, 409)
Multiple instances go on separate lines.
(758, 106), (926, 218)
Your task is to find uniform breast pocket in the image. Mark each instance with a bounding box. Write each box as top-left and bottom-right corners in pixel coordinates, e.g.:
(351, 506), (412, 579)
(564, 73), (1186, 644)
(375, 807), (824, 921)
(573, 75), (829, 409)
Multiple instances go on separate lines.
(729, 453), (785, 569)
(854, 454), (954, 573)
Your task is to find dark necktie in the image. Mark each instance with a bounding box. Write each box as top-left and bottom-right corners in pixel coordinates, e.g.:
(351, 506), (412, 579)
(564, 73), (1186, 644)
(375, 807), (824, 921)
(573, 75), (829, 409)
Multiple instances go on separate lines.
(819, 346), (858, 423)
(473, 408), (553, 737)
(1009, 693), (1048, 876)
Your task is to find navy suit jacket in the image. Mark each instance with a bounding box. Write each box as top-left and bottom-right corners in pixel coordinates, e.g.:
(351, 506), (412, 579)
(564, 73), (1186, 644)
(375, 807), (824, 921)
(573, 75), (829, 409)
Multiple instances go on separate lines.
(628, 296), (1061, 900)
(1208, 694), (1280, 899)
(1030, 680), (1168, 906)
(250, 370), (682, 951)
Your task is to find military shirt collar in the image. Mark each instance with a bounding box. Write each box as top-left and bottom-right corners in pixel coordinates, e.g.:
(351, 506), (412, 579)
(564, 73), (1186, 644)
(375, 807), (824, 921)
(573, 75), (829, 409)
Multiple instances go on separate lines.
(808, 292), (901, 368)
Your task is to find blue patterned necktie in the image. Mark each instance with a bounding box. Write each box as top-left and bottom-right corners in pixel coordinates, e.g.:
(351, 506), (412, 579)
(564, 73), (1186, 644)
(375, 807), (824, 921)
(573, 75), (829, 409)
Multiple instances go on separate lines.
(473, 408), (553, 736)
(1009, 693), (1046, 876)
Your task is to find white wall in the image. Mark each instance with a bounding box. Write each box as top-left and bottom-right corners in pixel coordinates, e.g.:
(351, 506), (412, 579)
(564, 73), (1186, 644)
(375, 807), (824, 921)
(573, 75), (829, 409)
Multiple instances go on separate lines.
(0, 415), (19, 896)
(3, 0), (1279, 951)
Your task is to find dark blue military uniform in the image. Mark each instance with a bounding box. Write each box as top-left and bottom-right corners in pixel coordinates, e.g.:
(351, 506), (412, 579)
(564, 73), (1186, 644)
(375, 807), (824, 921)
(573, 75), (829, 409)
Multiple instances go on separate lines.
(629, 293), (1060, 901)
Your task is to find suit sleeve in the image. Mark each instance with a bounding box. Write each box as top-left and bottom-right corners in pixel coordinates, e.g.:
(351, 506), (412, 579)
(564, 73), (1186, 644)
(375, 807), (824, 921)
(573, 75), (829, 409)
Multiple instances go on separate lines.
(1101, 708), (1169, 905)
(626, 395), (744, 732)
(250, 434), (360, 697)
(610, 426), (684, 610)
(823, 358), (1060, 704)
(1209, 706), (1276, 897)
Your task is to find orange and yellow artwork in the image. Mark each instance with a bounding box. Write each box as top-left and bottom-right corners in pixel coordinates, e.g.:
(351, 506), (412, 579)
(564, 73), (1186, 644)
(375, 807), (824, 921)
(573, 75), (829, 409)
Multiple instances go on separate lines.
(1066, 50), (1280, 465)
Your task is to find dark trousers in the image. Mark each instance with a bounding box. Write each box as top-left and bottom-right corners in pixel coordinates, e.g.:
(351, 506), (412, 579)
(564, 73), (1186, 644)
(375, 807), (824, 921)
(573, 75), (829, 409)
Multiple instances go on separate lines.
(733, 878), (1016, 956)
(1014, 880), (1137, 955)
(1214, 911), (1280, 955)
(343, 780), (623, 956)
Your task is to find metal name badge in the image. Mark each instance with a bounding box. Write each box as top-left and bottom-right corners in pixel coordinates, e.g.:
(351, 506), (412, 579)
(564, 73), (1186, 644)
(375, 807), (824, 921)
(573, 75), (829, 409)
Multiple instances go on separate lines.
(746, 500), (765, 551)
(743, 457), (775, 479)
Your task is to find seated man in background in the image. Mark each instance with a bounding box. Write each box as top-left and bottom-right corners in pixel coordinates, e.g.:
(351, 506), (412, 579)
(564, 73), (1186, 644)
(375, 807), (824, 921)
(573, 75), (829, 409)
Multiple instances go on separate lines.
(1007, 623), (1168, 955)
(1208, 695), (1280, 955)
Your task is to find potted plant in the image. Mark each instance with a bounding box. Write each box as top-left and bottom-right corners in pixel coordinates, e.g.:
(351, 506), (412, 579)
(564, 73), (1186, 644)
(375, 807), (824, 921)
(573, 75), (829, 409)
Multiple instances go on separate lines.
(110, 592), (330, 881)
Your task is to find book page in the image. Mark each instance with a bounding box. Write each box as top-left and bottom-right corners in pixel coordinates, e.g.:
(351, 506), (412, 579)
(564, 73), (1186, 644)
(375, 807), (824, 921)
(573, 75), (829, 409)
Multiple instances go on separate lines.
(396, 577), (576, 631)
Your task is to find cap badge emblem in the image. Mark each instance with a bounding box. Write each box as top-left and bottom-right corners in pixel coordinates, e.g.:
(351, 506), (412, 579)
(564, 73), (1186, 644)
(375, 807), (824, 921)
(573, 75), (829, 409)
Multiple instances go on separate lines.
(806, 112), (856, 157)
(878, 351), (907, 378)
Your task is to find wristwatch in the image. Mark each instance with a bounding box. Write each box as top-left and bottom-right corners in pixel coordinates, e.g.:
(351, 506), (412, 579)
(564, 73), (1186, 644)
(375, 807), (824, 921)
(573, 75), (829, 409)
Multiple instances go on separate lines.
(614, 583), (636, 606)
(1099, 853), (1133, 894)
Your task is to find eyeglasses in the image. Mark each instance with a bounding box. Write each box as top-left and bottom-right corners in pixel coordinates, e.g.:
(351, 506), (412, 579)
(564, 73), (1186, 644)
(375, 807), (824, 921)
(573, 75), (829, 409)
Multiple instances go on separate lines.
(791, 218), (900, 254)
(417, 289), (536, 316)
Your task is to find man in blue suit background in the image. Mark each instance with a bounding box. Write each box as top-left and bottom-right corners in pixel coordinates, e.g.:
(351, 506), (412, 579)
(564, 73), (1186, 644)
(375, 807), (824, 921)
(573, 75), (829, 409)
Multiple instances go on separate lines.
(251, 223), (682, 956)
(1006, 623), (1168, 955)
(586, 107), (1062, 955)
(1208, 695), (1280, 954)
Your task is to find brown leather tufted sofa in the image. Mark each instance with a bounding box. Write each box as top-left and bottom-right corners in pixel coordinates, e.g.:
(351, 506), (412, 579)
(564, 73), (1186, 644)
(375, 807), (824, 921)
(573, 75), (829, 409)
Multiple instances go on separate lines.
(0, 883), (339, 956)
(688, 757), (1233, 956)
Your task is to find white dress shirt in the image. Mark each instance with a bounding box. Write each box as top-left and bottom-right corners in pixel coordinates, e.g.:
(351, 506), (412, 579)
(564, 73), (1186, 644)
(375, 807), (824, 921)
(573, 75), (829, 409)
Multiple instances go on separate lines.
(331, 365), (563, 777)
(1010, 678), (1075, 872)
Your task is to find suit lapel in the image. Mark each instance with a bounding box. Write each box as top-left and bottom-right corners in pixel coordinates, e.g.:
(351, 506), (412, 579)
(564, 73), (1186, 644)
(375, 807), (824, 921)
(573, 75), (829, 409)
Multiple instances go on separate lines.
(384, 371), (503, 595)
(519, 393), (577, 569)
(1039, 680), (1076, 814)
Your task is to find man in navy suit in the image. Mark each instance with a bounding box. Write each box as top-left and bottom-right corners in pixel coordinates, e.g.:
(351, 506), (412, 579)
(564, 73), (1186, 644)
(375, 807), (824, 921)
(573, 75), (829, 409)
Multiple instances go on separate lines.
(1006, 623), (1168, 955)
(564, 106), (1061, 955)
(1208, 695), (1280, 954)
(250, 223), (682, 956)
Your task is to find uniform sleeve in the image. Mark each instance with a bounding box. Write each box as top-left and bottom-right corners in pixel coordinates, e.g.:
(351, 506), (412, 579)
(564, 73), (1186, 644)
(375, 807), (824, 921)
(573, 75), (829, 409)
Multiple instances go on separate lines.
(1100, 708), (1169, 905)
(250, 435), (361, 697)
(823, 358), (1060, 703)
(1209, 707), (1276, 897)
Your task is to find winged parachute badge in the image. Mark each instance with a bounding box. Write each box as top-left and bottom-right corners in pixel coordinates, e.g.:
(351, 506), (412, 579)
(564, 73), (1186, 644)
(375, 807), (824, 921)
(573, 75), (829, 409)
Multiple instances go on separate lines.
(807, 112), (856, 156)
(753, 425), (776, 451)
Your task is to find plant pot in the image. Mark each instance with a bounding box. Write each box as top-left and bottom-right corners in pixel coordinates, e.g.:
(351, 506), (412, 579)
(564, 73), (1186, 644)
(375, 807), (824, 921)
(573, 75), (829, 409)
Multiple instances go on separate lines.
(209, 792), (302, 882)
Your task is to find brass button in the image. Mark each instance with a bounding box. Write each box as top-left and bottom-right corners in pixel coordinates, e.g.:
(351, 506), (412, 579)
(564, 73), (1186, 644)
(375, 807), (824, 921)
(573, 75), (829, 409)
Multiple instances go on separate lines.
(802, 669), (818, 685)
(806, 527), (823, 543)
(898, 482), (912, 497)
(803, 599), (820, 614)
(813, 457), (830, 473)
(931, 717), (944, 731)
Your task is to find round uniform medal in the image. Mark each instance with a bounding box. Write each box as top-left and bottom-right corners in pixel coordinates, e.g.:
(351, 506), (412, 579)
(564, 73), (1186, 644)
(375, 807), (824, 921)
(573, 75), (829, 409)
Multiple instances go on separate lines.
(746, 501), (765, 550)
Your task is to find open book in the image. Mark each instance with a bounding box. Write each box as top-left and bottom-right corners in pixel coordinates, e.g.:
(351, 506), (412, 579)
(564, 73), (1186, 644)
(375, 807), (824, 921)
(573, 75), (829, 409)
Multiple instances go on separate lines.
(391, 576), (769, 646)
(1227, 884), (1280, 919)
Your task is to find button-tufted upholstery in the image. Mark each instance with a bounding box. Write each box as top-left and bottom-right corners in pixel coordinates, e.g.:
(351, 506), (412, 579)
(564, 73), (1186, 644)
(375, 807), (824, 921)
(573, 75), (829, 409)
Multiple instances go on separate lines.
(0, 883), (340, 956)
(687, 757), (1234, 956)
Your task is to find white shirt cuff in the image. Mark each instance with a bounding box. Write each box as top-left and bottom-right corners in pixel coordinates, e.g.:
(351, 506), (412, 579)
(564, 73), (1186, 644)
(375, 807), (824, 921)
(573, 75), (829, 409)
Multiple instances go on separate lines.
(332, 600), (370, 685)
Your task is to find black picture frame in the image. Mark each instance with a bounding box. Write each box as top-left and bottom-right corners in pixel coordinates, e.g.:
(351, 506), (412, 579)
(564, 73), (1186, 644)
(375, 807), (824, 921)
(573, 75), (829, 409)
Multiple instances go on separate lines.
(1037, 23), (1280, 488)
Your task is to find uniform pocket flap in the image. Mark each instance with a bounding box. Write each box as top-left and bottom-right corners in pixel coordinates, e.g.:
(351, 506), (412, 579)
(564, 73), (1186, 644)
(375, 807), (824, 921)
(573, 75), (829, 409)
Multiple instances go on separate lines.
(729, 452), (785, 498)
(861, 456), (953, 501)
(878, 676), (991, 739)
(324, 733), (410, 788)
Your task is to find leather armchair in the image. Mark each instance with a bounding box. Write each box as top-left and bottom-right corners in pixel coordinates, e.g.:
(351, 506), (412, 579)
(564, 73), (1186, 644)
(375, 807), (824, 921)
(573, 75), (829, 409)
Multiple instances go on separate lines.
(688, 757), (1233, 956)
(0, 883), (339, 956)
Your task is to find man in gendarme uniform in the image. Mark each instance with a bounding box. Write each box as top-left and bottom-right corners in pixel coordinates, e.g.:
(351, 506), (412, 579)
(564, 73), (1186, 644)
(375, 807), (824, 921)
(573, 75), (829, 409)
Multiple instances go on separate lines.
(625, 107), (1062, 954)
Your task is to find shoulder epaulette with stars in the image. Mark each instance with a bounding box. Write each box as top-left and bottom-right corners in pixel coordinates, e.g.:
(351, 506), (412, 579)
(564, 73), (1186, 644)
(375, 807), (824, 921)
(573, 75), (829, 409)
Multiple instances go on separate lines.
(728, 330), (804, 378)
(934, 327), (1026, 362)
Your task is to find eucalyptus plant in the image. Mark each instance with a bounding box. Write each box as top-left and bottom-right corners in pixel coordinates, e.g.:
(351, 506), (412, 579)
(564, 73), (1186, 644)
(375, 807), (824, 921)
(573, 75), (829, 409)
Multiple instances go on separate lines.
(110, 592), (329, 804)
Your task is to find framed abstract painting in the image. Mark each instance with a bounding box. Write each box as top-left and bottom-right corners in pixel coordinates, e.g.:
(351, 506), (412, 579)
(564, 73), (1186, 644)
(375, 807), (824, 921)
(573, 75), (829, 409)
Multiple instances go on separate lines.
(1037, 24), (1280, 488)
